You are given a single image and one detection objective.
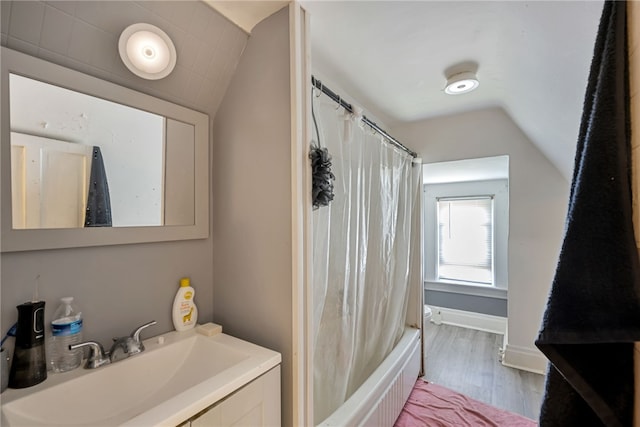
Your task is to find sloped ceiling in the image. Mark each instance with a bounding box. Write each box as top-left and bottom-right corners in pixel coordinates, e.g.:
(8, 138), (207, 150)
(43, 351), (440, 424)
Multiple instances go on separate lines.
(204, 1), (288, 33)
(302, 1), (604, 180)
(0, 1), (248, 118)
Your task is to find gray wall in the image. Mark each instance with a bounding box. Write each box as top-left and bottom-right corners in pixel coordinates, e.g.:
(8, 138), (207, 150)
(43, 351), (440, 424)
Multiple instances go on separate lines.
(425, 290), (507, 317)
(1, 1), (246, 346)
(393, 107), (568, 358)
(211, 7), (295, 427)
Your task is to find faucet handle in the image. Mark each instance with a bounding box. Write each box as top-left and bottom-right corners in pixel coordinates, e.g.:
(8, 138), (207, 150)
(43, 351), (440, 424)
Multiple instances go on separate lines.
(70, 341), (110, 369)
(130, 320), (157, 352)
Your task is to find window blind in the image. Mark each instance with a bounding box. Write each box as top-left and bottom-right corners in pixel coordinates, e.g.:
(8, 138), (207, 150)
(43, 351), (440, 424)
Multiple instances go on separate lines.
(437, 196), (493, 285)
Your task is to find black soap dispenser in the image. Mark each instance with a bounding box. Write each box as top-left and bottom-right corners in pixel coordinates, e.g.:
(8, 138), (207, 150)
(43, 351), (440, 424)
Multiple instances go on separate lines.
(8, 301), (47, 388)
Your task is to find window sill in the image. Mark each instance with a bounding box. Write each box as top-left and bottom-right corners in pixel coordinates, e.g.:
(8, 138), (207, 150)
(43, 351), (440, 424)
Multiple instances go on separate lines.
(424, 280), (508, 300)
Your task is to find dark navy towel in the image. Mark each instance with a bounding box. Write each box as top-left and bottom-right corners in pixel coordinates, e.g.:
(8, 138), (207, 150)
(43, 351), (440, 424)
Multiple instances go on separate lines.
(84, 146), (112, 227)
(535, 2), (640, 426)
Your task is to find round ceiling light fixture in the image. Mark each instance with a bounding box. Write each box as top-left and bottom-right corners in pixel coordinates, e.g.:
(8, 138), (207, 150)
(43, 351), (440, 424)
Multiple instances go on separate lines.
(119, 23), (177, 80)
(444, 71), (479, 95)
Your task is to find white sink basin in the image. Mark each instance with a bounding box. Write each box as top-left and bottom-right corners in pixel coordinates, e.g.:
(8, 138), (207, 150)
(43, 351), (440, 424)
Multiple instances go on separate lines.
(1, 327), (281, 426)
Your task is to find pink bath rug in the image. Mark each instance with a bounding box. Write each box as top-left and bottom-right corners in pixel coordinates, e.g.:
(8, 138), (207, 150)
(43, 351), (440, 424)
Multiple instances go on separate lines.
(394, 379), (537, 427)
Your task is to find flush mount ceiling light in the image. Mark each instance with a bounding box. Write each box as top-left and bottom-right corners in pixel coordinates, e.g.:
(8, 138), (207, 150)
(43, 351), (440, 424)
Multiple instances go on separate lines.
(119, 23), (177, 80)
(444, 71), (479, 95)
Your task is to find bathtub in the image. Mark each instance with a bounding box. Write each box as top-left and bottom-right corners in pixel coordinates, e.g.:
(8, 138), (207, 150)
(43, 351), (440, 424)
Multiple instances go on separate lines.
(317, 326), (421, 427)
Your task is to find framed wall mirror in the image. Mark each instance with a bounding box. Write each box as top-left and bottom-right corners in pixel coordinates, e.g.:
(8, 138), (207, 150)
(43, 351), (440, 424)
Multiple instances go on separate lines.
(1, 47), (209, 252)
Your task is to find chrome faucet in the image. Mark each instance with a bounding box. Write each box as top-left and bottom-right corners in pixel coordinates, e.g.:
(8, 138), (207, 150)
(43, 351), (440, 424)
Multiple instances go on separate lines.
(109, 320), (157, 363)
(69, 341), (110, 369)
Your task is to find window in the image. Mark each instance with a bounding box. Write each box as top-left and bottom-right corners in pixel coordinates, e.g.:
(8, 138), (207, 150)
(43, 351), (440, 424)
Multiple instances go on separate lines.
(422, 156), (509, 299)
(437, 197), (493, 285)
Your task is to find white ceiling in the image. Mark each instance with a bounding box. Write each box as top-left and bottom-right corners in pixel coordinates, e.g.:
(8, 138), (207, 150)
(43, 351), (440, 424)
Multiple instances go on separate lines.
(301, 1), (604, 180)
(205, 1), (288, 33)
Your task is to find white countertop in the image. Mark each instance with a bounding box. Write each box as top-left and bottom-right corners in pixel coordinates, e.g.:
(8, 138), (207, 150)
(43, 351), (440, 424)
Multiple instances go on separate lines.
(1, 326), (281, 426)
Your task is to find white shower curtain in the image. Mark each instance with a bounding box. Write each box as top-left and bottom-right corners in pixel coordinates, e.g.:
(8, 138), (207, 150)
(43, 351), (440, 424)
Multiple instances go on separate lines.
(312, 94), (419, 423)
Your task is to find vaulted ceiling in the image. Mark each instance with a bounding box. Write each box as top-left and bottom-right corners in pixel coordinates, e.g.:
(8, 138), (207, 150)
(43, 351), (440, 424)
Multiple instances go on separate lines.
(301, 1), (604, 180)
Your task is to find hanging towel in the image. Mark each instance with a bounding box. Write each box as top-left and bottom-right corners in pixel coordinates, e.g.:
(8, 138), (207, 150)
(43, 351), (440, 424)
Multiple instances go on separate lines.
(84, 146), (112, 227)
(535, 2), (640, 426)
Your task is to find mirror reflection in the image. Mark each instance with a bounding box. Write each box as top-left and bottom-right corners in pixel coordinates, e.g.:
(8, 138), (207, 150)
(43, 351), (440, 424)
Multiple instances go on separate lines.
(9, 74), (194, 229)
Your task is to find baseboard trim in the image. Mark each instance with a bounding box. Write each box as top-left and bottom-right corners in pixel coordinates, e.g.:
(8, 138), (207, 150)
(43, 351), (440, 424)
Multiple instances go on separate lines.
(427, 305), (506, 335)
(501, 343), (547, 375)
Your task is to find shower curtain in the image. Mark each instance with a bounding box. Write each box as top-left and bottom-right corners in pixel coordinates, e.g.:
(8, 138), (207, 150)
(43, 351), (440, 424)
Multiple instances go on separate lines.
(312, 93), (419, 424)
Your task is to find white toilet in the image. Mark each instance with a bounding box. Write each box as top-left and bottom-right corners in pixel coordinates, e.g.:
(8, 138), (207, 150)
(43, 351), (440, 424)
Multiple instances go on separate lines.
(423, 306), (432, 365)
(423, 305), (432, 328)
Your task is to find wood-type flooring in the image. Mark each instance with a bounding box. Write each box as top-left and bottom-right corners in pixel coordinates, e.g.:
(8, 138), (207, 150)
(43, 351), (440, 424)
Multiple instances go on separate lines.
(423, 323), (545, 421)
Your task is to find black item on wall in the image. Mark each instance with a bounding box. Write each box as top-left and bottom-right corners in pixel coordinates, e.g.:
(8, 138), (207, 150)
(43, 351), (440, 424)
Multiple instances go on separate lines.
(85, 146), (112, 227)
(535, 2), (640, 426)
(310, 87), (335, 209)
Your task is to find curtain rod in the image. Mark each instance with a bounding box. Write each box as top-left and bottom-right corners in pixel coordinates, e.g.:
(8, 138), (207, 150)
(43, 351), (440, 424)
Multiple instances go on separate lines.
(311, 76), (418, 158)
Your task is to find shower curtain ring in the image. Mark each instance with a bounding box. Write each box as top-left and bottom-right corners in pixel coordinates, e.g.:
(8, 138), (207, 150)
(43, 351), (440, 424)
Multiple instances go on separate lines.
(336, 95), (342, 110)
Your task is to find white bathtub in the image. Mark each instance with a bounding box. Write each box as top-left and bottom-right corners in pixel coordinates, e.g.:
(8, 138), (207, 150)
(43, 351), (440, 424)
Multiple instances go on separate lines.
(317, 327), (421, 427)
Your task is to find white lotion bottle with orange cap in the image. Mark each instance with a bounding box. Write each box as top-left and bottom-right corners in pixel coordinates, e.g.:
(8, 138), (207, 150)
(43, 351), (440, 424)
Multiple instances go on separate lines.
(172, 277), (198, 331)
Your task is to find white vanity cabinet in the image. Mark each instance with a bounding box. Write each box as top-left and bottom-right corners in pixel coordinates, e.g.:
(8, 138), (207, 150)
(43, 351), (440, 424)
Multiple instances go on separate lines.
(2, 329), (281, 427)
(180, 366), (281, 427)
